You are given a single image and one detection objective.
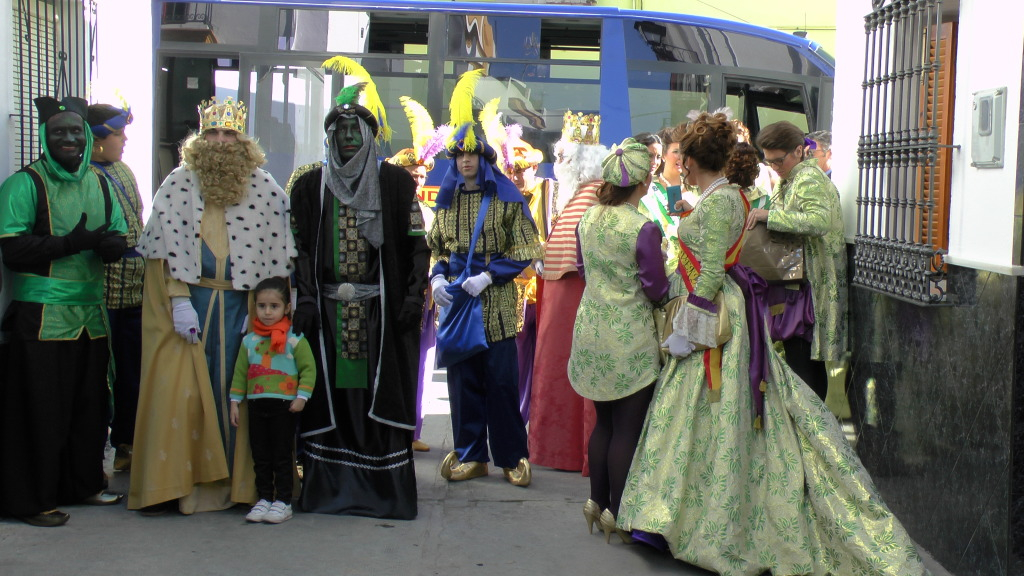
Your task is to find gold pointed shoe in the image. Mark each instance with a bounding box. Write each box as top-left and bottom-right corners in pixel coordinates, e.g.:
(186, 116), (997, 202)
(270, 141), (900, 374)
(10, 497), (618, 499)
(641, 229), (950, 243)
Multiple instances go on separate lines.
(440, 450), (459, 480)
(583, 499), (601, 534)
(502, 458), (532, 487)
(448, 461), (489, 481)
(113, 444), (133, 472)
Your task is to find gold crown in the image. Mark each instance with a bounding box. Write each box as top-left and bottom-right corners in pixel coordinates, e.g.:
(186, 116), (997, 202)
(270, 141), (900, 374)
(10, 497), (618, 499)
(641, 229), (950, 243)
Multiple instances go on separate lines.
(562, 111), (600, 145)
(199, 97), (247, 133)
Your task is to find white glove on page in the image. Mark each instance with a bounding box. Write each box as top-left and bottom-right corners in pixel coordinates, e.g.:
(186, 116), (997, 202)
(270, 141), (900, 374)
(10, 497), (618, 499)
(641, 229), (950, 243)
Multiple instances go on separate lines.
(462, 272), (493, 297)
(431, 275), (453, 307)
(663, 333), (695, 358)
(171, 297), (201, 344)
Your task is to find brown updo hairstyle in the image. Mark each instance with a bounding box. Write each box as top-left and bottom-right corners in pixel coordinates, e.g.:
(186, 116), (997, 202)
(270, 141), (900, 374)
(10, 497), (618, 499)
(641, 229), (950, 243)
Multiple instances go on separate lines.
(654, 126), (675, 175)
(726, 142), (761, 189)
(755, 121), (806, 157)
(730, 119), (751, 144)
(671, 110), (737, 173)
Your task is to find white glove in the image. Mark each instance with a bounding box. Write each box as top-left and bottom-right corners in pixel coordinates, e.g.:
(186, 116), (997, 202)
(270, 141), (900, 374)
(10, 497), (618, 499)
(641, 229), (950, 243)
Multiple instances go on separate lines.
(663, 333), (695, 358)
(533, 260), (544, 275)
(431, 276), (453, 307)
(172, 297), (201, 344)
(462, 272), (493, 297)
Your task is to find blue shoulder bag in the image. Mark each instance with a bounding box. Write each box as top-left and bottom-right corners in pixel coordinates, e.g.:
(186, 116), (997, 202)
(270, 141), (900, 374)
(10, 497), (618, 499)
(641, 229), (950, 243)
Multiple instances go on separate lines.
(436, 192), (492, 368)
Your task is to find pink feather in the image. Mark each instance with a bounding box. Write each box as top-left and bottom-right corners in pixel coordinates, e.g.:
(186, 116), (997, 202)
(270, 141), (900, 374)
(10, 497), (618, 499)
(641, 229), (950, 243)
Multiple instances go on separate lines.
(419, 125), (452, 163)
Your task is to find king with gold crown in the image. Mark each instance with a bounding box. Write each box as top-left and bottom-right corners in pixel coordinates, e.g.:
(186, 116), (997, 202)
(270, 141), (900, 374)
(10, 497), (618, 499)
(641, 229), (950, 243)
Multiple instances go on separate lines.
(526, 109), (610, 474)
(130, 95), (296, 515)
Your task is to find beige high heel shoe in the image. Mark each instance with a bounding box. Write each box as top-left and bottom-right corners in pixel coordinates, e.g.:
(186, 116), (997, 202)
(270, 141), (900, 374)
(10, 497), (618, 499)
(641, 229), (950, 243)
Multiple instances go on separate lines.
(598, 509), (633, 544)
(583, 499), (601, 534)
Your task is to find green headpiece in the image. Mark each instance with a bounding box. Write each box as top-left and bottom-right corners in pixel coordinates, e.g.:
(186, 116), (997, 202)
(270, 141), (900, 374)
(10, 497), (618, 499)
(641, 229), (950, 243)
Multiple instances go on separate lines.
(601, 137), (651, 187)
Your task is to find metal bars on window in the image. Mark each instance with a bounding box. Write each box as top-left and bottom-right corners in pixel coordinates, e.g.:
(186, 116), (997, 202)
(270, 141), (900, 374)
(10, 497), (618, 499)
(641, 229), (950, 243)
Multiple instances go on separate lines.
(11, 0), (97, 172)
(854, 0), (950, 304)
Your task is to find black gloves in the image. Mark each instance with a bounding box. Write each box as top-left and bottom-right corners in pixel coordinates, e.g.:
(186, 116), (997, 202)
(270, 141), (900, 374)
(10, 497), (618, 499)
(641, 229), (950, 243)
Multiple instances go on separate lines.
(95, 235), (128, 263)
(291, 300), (320, 338)
(63, 213), (118, 256)
(397, 299), (424, 333)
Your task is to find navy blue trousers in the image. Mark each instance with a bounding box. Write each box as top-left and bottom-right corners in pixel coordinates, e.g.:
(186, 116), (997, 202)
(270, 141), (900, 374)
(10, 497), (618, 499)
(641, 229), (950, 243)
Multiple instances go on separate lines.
(108, 306), (142, 448)
(446, 337), (528, 469)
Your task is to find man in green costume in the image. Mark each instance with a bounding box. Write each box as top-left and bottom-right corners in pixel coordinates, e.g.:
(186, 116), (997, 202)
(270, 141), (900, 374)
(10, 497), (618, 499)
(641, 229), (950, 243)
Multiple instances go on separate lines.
(0, 96), (128, 527)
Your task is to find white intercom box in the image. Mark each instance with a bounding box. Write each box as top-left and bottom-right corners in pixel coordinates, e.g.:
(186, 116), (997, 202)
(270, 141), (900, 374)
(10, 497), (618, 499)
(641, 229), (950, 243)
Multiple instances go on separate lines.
(971, 87), (1005, 169)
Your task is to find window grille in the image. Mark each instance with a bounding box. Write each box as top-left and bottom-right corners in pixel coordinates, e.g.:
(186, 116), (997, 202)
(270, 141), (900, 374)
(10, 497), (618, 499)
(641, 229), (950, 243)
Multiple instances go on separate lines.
(854, 0), (955, 304)
(11, 0), (98, 173)
(161, 2), (212, 26)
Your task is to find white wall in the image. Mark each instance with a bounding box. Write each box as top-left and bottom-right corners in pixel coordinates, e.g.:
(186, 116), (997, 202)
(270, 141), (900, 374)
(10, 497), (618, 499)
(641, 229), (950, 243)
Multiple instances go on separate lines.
(834, 0), (1024, 274)
(945, 0), (1024, 272)
(0, 0), (12, 181)
(93, 0), (155, 220)
(832, 1), (864, 241)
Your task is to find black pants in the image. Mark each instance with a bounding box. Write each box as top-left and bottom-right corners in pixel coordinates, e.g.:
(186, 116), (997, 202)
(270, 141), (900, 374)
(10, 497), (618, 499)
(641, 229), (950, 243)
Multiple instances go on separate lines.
(782, 337), (829, 401)
(248, 398), (297, 505)
(0, 305), (109, 516)
(108, 306), (142, 448)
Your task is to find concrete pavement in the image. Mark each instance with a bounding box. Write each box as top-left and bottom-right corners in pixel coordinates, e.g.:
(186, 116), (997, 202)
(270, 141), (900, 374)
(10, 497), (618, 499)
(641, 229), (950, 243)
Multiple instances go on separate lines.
(0, 377), (695, 576)
(0, 373), (951, 576)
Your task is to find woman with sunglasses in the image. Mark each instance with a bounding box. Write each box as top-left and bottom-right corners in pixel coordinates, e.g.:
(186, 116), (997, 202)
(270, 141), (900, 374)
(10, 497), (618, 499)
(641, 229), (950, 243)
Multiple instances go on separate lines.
(746, 120), (846, 402)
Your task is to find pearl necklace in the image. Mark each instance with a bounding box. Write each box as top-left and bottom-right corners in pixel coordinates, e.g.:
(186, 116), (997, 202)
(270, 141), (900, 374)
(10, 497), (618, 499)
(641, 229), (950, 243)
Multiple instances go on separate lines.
(694, 176), (729, 208)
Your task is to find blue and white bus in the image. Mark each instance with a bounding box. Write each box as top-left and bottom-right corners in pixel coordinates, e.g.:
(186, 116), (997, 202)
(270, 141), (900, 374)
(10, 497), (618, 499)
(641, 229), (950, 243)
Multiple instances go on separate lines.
(155, 0), (835, 188)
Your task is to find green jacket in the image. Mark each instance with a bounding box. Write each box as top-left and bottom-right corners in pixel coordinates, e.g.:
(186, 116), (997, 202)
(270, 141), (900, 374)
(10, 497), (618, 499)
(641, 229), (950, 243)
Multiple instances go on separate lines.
(0, 121), (127, 340)
(767, 159), (848, 361)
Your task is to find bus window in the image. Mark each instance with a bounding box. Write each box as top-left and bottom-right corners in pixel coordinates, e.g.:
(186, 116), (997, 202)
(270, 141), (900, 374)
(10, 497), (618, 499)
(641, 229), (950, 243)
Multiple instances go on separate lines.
(628, 70), (709, 134)
(727, 81), (810, 137)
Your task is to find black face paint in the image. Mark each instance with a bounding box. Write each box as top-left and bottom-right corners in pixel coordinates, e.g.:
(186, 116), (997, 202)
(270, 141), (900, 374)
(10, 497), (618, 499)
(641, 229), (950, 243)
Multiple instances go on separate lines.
(334, 116), (363, 163)
(46, 112), (87, 172)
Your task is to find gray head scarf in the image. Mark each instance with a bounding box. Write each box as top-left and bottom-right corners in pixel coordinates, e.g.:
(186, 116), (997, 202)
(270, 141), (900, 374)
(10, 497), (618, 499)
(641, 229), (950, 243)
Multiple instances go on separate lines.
(324, 113), (383, 248)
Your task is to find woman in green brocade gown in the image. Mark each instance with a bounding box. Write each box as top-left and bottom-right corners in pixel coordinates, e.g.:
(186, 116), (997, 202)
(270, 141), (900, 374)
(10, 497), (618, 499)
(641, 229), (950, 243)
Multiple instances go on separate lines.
(617, 111), (927, 576)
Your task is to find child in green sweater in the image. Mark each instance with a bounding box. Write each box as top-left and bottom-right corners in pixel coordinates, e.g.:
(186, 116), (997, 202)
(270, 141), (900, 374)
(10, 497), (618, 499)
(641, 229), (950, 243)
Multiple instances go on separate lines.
(230, 277), (316, 524)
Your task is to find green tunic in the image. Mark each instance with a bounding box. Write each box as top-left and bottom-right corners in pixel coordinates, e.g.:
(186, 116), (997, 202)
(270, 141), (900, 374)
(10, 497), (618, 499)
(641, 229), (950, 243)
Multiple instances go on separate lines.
(0, 125), (127, 340)
(767, 159), (847, 362)
(568, 203), (660, 402)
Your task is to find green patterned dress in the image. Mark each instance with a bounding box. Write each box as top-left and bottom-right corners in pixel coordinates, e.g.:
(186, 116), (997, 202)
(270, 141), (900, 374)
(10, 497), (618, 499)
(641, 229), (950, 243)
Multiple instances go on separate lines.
(618, 184), (926, 576)
(768, 159), (847, 362)
(568, 203), (662, 401)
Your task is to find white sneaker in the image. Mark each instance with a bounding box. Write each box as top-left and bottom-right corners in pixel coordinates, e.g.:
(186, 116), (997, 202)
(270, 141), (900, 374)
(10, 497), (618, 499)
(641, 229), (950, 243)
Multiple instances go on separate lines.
(245, 499), (272, 523)
(263, 501), (293, 524)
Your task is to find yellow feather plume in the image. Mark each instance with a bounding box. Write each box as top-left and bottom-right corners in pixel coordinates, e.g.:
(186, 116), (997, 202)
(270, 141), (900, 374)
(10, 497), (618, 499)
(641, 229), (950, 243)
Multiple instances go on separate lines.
(399, 96), (435, 156)
(322, 55), (392, 141)
(447, 68), (485, 151)
(479, 98), (507, 174)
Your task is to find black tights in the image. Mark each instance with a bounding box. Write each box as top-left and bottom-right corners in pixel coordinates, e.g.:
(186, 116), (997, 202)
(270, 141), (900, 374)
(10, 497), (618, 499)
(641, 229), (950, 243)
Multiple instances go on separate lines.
(782, 337), (828, 401)
(588, 383), (655, 516)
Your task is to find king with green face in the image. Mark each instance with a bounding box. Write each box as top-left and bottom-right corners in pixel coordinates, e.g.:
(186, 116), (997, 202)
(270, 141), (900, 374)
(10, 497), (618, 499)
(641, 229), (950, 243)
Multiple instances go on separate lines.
(334, 115), (363, 163)
(46, 111), (88, 172)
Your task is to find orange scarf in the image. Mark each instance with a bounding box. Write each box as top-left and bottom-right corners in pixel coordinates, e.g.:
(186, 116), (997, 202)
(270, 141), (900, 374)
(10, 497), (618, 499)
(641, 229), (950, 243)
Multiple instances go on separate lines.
(253, 317), (291, 353)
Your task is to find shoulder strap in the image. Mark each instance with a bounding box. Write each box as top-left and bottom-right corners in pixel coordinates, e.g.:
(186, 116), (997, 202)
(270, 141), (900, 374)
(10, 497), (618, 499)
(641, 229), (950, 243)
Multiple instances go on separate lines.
(467, 192), (491, 258)
(96, 171), (113, 222)
(19, 166), (50, 235)
(461, 192), (492, 278)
